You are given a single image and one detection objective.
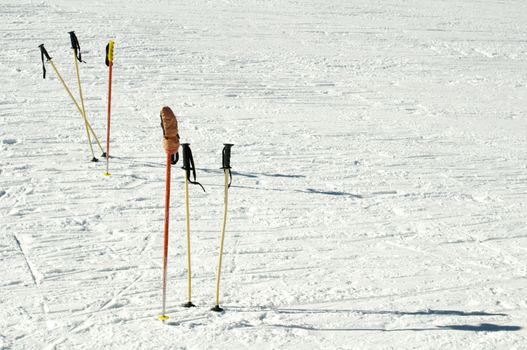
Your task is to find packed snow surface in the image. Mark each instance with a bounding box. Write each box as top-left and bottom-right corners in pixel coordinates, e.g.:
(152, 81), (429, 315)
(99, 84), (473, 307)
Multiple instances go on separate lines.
(1, 0), (527, 349)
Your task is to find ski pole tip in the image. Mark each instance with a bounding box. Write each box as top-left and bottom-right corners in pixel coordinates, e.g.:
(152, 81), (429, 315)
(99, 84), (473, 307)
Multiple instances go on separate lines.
(157, 315), (169, 322)
(182, 301), (196, 308)
(103, 172), (111, 177)
(211, 305), (224, 312)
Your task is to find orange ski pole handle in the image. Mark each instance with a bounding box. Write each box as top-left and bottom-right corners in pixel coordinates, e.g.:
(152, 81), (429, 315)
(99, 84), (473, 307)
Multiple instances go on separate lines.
(104, 41), (115, 176)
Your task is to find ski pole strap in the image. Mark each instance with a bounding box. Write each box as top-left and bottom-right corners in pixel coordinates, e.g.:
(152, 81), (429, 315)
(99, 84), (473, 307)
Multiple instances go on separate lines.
(181, 143), (205, 192)
(222, 144), (234, 187)
(68, 31), (85, 63)
(171, 152), (179, 165)
(105, 40), (114, 67)
(225, 168), (232, 188)
(38, 44), (51, 79)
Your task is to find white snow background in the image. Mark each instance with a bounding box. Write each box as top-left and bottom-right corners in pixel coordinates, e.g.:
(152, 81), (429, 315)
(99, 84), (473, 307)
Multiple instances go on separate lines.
(1, 0), (527, 349)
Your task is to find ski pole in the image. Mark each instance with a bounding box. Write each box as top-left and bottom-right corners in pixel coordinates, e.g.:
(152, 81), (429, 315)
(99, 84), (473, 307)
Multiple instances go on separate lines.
(212, 144), (234, 312)
(180, 143), (205, 308)
(158, 106), (180, 322)
(69, 31), (105, 160)
(68, 31), (96, 161)
(184, 171), (192, 307)
(159, 151), (172, 322)
(39, 44), (99, 161)
(104, 40), (115, 176)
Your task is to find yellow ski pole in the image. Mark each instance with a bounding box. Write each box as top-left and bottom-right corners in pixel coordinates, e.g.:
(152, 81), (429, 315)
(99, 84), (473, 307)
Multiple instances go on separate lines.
(212, 144), (234, 312)
(181, 143), (205, 308)
(69, 31), (105, 159)
(39, 44), (98, 161)
(183, 173), (194, 307)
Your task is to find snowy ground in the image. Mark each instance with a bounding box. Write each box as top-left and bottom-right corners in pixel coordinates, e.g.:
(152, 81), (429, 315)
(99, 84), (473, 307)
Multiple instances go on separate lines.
(2, 0), (527, 348)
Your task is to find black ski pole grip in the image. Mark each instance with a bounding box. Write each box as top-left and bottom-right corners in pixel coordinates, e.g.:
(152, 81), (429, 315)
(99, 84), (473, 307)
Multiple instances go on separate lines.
(68, 31), (84, 62)
(39, 44), (51, 61)
(38, 44), (51, 79)
(181, 143), (192, 170)
(105, 42), (110, 67)
(68, 31), (78, 49)
(222, 144), (234, 169)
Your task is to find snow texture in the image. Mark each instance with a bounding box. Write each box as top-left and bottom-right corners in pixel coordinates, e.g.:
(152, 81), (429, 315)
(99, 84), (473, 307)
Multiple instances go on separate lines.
(1, 0), (527, 349)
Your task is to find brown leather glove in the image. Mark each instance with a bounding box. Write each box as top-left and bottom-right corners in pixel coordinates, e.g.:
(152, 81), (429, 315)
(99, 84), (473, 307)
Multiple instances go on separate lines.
(160, 106), (180, 154)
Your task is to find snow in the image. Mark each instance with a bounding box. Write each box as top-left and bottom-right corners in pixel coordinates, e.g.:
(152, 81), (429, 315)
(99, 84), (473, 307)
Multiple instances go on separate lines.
(1, 0), (527, 348)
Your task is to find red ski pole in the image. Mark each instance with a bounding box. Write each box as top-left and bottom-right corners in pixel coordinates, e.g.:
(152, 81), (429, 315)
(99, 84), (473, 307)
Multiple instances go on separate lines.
(104, 41), (114, 176)
(158, 107), (180, 322)
(159, 151), (172, 322)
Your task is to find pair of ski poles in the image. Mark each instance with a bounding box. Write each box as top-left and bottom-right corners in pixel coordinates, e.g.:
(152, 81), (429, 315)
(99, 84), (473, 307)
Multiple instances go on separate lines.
(39, 32), (115, 174)
(159, 143), (234, 321)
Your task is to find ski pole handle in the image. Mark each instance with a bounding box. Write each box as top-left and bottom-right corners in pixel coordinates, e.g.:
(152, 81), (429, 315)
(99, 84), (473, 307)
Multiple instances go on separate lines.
(106, 40), (114, 67)
(181, 143), (205, 192)
(39, 44), (51, 61)
(68, 31), (78, 49)
(181, 143), (192, 171)
(38, 44), (51, 79)
(222, 144), (234, 169)
(68, 31), (84, 62)
(160, 106), (180, 154)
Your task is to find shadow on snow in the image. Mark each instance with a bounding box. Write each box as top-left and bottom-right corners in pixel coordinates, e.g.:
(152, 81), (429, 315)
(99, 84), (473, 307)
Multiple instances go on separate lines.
(270, 323), (521, 333)
(226, 306), (520, 333)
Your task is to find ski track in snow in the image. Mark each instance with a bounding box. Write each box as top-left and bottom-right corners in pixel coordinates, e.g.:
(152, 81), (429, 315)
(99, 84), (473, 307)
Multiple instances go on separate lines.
(1, 0), (527, 348)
